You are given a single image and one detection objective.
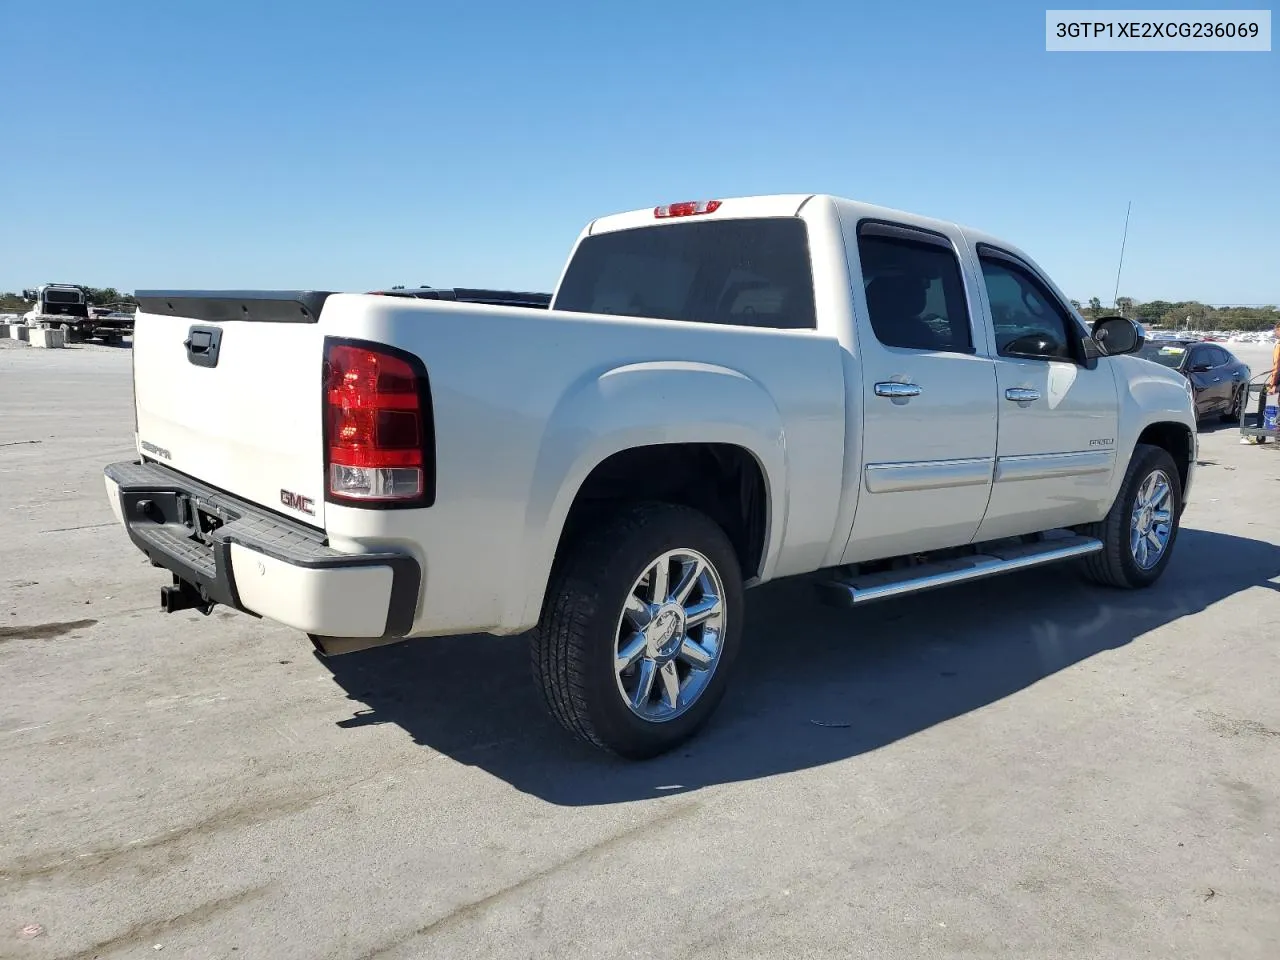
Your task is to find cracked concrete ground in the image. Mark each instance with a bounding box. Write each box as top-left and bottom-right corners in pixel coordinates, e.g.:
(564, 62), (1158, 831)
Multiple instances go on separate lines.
(2, 340), (1278, 959)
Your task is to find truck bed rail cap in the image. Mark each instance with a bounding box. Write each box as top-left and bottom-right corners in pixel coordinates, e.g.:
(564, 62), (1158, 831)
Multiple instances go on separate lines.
(133, 290), (334, 324)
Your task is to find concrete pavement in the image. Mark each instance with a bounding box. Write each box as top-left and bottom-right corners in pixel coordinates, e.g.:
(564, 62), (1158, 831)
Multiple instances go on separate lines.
(2, 340), (1277, 959)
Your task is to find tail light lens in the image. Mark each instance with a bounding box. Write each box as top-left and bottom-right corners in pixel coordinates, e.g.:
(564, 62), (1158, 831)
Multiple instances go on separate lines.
(323, 339), (435, 507)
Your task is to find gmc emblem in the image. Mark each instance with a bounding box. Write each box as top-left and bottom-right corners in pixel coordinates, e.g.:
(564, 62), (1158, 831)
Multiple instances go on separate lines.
(280, 489), (316, 516)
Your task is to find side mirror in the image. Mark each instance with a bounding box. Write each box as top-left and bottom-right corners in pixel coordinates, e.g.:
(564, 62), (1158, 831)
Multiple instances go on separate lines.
(1092, 316), (1144, 356)
(1004, 333), (1064, 360)
(1188, 362), (1213, 374)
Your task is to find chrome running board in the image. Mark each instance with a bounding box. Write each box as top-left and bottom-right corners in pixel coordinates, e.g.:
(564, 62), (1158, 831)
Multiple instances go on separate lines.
(816, 532), (1103, 607)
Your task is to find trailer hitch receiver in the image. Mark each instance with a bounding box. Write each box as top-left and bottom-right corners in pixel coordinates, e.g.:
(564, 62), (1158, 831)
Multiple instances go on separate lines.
(160, 575), (216, 616)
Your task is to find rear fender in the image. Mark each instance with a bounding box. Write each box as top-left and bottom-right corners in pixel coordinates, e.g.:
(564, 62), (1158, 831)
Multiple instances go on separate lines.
(514, 360), (788, 628)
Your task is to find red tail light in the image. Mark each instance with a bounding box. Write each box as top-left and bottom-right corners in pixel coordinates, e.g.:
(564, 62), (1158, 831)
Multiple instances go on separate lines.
(655, 200), (721, 219)
(323, 339), (435, 507)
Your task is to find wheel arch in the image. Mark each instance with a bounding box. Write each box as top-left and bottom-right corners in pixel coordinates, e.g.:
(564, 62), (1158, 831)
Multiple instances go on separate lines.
(1134, 421), (1195, 509)
(514, 361), (789, 629)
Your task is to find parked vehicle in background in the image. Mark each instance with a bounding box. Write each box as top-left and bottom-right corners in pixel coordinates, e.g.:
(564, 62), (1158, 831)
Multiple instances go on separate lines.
(19, 284), (134, 343)
(22, 283), (93, 340)
(1137, 339), (1251, 422)
(92, 311), (136, 344)
(103, 193), (1198, 758)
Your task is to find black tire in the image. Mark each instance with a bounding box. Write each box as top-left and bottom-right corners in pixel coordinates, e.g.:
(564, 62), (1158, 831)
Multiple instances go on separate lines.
(531, 502), (744, 759)
(1220, 388), (1242, 423)
(1078, 443), (1182, 589)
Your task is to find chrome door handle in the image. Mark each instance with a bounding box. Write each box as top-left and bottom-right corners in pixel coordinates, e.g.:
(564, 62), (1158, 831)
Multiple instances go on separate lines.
(874, 382), (922, 398)
(1005, 387), (1041, 402)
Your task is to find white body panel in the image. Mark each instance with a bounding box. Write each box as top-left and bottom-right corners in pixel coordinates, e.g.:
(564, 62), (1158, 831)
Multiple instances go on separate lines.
(977, 357), (1119, 540)
(833, 205), (999, 562)
(132, 316), (328, 527)
(314, 293), (848, 636)
(116, 193), (1199, 642)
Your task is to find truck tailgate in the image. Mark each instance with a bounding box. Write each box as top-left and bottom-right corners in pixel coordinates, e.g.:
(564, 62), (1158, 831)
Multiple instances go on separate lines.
(131, 292), (331, 528)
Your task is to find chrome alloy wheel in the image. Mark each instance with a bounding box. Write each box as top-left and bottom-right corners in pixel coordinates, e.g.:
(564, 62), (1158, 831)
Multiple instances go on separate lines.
(613, 548), (726, 722)
(1130, 468), (1174, 570)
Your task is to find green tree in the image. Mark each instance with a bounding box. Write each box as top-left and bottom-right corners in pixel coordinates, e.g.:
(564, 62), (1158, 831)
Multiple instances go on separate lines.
(82, 287), (138, 308)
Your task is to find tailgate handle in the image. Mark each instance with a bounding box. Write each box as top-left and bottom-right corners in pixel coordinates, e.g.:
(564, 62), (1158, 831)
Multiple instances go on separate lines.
(184, 325), (222, 368)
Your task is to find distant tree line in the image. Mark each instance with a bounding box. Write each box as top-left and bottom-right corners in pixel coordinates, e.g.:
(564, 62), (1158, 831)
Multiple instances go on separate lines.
(83, 287), (140, 309)
(1071, 296), (1278, 331)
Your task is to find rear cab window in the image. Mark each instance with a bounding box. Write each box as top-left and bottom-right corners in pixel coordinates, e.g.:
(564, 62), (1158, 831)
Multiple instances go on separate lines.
(554, 218), (817, 330)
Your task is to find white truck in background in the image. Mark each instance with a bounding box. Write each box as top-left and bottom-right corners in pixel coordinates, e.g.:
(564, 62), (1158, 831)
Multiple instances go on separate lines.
(103, 194), (1198, 758)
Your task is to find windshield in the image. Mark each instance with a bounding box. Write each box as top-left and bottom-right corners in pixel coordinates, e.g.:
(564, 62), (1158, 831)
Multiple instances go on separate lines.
(554, 218), (817, 330)
(43, 289), (83, 304)
(1138, 342), (1189, 368)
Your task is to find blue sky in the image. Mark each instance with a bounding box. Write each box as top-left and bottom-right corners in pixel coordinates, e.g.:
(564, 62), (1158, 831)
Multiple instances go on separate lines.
(2, 0), (1276, 304)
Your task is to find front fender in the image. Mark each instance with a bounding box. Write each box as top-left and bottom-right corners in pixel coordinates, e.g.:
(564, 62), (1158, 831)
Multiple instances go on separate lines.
(513, 360), (789, 628)
(1110, 356), (1199, 501)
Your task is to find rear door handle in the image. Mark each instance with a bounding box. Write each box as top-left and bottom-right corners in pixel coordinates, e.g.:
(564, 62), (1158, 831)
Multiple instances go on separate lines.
(1005, 387), (1041, 402)
(874, 382), (922, 399)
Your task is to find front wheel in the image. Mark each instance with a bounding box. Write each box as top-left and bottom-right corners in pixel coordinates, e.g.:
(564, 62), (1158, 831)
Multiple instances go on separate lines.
(531, 502), (744, 759)
(1220, 387), (1243, 423)
(1078, 443), (1182, 589)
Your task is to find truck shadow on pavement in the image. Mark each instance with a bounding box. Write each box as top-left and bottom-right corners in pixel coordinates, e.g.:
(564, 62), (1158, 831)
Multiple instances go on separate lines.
(320, 527), (1280, 806)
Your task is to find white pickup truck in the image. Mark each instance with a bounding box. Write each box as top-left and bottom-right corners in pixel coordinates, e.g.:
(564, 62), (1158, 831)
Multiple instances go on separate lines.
(104, 194), (1197, 758)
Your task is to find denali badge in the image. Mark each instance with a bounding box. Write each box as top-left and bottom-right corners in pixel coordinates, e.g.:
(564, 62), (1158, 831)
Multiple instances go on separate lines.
(280, 489), (316, 516)
(140, 439), (172, 461)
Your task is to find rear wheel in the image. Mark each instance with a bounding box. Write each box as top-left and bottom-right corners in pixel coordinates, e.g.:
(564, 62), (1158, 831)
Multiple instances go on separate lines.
(531, 502), (744, 759)
(1078, 443), (1182, 589)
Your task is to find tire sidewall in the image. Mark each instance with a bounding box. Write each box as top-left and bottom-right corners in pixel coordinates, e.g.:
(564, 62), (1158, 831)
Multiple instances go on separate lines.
(1115, 448), (1182, 587)
(578, 507), (744, 758)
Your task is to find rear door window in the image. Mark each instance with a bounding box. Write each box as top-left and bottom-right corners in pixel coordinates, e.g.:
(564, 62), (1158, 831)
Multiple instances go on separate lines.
(554, 218), (817, 330)
(857, 229), (974, 353)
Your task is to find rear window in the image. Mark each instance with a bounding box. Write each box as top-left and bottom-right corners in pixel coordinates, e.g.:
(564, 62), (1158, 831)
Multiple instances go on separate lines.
(554, 218), (817, 330)
(44, 289), (83, 304)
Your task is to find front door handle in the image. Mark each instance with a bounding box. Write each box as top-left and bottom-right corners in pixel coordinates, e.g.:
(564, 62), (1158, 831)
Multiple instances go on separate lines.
(1005, 387), (1041, 402)
(874, 382), (922, 399)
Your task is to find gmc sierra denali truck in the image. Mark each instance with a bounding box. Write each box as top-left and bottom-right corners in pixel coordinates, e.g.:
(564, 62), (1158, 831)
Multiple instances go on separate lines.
(103, 194), (1198, 758)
